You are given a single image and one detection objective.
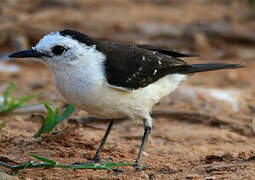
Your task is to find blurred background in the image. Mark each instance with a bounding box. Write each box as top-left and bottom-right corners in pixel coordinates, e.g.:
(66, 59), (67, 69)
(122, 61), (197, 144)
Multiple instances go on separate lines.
(1, 0), (254, 116)
(2, 0), (255, 56)
(1, 0), (255, 179)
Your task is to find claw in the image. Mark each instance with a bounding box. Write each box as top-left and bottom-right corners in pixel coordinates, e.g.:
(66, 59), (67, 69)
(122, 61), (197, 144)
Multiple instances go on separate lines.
(91, 156), (100, 164)
(133, 163), (149, 171)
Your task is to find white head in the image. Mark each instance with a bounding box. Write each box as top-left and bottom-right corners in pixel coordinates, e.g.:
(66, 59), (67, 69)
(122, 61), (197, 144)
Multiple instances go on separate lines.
(9, 30), (105, 71)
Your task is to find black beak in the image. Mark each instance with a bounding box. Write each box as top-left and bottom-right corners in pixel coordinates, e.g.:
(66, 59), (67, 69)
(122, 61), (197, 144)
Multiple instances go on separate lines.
(8, 49), (48, 58)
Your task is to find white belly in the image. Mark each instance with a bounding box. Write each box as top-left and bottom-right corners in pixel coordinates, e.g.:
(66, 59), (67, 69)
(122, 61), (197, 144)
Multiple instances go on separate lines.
(53, 68), (187, 119)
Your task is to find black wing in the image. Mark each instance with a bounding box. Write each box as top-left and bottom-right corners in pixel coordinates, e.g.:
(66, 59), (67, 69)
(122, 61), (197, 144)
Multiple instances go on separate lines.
(136, 44), (198, 58)
(59, 29), (191, 90)
(59, 30), (242, 90)
(96, 41), (190, 90)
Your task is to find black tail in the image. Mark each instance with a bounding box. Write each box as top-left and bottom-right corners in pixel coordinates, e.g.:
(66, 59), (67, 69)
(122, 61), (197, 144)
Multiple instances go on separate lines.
(180, 63), (244, 74)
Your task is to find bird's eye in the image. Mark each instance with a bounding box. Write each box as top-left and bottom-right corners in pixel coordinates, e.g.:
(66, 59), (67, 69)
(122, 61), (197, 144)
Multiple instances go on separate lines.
(52, 46), (66, 55)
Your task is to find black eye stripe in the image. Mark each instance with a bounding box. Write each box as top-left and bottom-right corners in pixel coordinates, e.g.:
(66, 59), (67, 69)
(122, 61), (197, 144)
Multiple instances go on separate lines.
(52, 45), (66, 55)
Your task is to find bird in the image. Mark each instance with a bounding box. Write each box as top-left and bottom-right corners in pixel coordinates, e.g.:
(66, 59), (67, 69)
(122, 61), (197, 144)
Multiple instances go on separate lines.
(8, 29), (244, 170)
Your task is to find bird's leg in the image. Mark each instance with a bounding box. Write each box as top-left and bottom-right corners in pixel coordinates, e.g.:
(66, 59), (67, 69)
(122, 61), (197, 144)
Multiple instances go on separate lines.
(91, 119), (115, 163)
(134, 118), (152, 170)
(73, 119), (115, 165)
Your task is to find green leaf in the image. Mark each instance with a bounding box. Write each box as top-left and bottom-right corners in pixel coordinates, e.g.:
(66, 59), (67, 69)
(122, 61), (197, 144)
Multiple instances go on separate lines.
(57, 104), (75, 123)
(33, 115), (46, 138)
(15, 94), (39, 108)
(54, 107), (60, 120)
(44, 104), (54, 115)
(65, 161), (135, 170)
(66, 163), (110, 170)
(22, 161), (33, 170)
(0, 83), (39, 115)
(44, 104), (55, 132)
(29, 153), (57, 165)
(2, 95), (38, 114)
(34, 104), (75, 137)
(103, 162), (135, 168)
(52, 107), (60, 128)
(44, 104), (54, 120)
(0, 153), (134, 171)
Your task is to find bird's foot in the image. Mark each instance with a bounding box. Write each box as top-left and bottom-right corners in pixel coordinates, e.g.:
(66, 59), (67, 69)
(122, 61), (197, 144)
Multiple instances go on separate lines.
(72, 156), (101, 165)
(72, 157), (124, 174)
(133, 163), (149, 171)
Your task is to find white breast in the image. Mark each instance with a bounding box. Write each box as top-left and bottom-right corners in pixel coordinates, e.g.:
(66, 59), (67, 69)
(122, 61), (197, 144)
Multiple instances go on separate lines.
(53, 63), (187, 120)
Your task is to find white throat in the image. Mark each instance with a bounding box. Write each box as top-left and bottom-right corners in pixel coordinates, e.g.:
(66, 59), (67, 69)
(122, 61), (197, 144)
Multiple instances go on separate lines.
(33, 32), (106, 73)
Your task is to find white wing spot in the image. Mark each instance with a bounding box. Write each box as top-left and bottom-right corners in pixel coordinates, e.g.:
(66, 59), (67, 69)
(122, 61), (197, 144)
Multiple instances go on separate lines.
(153, 70), (158, 75)
(158, 60), (162, 65)
(126, 66), (143, 82)
(142, 56), (146, 61)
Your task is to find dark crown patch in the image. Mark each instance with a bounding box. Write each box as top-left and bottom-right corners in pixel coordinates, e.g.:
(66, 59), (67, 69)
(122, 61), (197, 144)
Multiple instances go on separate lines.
(59, 29), (95, 46)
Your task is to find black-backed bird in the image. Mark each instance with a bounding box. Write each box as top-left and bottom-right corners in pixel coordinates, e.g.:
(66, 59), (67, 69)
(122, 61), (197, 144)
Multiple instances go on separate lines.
(9, 29), (244, 170)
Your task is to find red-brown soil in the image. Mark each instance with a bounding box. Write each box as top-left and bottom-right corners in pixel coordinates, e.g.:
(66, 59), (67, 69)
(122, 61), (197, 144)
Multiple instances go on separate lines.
(0, 0), (255, 179)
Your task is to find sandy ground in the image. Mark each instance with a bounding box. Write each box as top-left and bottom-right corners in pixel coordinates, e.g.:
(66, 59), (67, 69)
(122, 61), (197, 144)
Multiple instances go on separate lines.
(0, 0), (255, 179)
